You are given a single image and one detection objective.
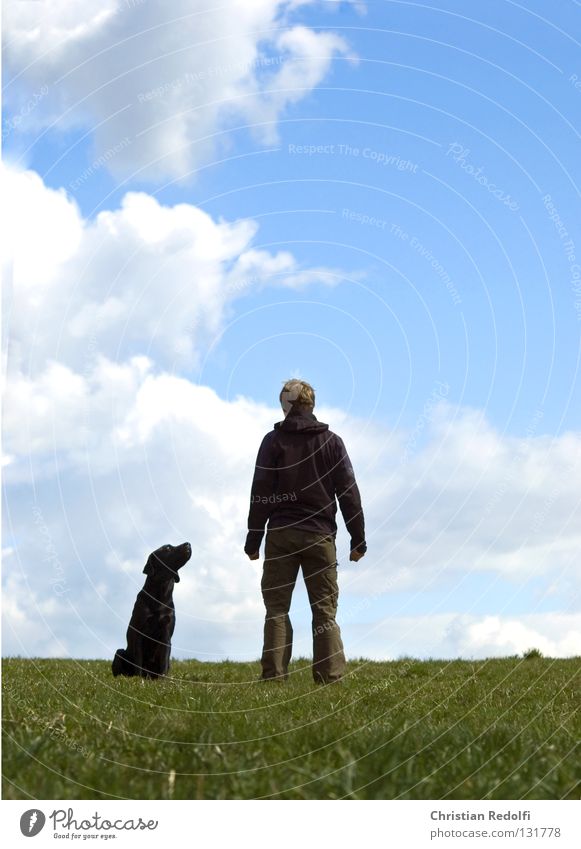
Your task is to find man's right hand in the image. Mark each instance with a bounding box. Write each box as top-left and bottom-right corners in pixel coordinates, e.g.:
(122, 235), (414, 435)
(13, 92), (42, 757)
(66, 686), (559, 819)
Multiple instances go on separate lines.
(349, 549), (365, 562)
(247, 551), (260, 561)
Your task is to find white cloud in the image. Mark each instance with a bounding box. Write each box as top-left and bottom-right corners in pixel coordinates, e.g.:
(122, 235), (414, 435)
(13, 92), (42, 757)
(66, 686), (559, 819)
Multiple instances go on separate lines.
(2, 572), (68, 658)
(445, 613), (581, 659)
(3, 0), (351, 180)
(1, 164), (339, 375)
(241, 25), (354, 145)
(347, 613), (581, 660)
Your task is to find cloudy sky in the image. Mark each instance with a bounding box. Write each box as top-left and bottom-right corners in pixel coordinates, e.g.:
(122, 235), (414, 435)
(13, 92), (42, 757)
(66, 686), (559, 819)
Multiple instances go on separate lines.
(2, 0), (580, 661)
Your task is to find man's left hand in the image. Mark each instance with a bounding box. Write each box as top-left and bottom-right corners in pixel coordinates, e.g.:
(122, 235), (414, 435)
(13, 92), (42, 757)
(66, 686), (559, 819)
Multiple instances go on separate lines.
(247, 551), (260, 560)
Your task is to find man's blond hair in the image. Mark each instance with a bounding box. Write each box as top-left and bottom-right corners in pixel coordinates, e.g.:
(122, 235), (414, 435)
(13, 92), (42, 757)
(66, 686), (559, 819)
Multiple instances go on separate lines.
(279, 379), (315, 409)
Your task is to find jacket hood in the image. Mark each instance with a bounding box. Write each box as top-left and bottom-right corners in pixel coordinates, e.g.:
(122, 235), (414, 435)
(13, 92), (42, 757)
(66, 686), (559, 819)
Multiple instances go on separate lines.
(274, 409), (329, 434)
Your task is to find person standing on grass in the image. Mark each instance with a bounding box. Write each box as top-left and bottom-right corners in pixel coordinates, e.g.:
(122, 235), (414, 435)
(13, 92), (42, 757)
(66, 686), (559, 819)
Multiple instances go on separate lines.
(245, 379), (366, 684)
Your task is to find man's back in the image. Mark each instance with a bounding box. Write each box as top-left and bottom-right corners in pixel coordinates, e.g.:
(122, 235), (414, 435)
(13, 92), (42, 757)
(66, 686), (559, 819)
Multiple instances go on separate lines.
(245, 407), (366, 557)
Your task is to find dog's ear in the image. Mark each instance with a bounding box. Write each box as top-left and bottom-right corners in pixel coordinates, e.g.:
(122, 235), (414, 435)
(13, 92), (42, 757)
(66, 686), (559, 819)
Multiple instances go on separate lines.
(143, 554), (155, 576)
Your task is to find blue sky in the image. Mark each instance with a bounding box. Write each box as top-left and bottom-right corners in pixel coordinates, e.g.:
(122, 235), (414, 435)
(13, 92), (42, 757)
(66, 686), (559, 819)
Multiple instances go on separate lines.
(15, 0), (581, 434)
(2, 0), (581, 660)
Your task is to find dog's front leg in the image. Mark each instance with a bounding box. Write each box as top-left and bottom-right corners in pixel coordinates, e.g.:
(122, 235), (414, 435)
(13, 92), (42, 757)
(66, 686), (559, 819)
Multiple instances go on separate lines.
(159, 642), (171, 677)
(126, 623), (145, 677)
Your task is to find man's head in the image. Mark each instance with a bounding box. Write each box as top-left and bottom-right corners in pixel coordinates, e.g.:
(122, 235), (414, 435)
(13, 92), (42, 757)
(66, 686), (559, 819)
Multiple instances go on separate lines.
(280, 379), (315, 417)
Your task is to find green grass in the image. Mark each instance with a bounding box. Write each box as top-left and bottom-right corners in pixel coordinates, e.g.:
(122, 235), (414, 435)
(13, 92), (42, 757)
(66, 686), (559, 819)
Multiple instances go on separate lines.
(2, 657), (579, 800)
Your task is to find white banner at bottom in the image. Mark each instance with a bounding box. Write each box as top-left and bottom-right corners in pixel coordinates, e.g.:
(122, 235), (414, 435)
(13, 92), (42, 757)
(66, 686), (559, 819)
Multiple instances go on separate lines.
(1, 799), (579, 848)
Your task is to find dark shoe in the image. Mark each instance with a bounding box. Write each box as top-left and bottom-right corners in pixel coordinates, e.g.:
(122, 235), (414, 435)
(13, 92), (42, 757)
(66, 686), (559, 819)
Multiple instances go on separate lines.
(313, 673), (342, 685)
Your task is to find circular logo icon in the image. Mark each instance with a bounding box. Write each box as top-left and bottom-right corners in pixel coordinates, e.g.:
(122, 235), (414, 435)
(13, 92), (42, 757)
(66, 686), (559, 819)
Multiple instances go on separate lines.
(20, 810), (46, 837)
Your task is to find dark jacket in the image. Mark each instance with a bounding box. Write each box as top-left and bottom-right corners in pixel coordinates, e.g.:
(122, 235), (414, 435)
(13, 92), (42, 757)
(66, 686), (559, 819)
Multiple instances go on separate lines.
(245, 407), (366, 556)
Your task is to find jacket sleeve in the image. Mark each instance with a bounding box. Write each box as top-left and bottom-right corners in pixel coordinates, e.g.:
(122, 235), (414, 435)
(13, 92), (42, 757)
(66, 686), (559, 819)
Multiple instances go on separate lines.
(244, 432), (278, 555)
(331, 435), (367, 554)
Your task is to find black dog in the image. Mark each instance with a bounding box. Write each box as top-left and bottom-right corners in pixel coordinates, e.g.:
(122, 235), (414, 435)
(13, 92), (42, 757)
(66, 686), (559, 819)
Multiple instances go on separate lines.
(112, 542), (191, 679)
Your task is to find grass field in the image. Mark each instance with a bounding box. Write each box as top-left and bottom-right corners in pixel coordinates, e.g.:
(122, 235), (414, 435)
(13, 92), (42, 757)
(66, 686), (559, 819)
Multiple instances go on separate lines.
(2, 656), (579, 800)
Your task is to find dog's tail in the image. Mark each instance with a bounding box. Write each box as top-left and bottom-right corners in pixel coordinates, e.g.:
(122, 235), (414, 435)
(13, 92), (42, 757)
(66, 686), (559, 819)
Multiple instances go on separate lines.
(112, 648), (132, 677)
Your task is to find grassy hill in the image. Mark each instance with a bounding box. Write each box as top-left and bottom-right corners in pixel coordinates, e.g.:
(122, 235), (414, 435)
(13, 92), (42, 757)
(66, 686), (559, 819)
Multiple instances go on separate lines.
(2, 656), (579, 799)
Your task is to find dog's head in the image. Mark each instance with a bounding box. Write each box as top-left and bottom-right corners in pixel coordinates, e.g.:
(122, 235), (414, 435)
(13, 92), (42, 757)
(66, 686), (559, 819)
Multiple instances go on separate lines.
(143, 542), (191, 582)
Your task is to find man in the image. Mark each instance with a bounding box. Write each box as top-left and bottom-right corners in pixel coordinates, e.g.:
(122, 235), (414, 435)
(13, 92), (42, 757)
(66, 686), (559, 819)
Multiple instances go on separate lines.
(245, 379), (366, 684)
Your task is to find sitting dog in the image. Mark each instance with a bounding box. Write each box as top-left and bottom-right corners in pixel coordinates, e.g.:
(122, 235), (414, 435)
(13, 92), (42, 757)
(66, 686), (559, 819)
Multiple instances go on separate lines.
(112, 542), (191, 679)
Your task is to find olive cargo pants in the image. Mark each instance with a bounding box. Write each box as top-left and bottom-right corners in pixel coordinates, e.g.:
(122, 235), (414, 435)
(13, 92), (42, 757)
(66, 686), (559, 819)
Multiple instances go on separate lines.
(260, 527), (346, 683)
